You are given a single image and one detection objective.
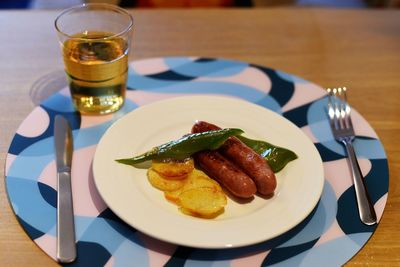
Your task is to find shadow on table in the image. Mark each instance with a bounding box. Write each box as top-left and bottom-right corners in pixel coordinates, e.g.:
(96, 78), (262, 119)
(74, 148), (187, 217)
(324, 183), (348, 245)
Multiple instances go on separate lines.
(29, 70), (68, 107)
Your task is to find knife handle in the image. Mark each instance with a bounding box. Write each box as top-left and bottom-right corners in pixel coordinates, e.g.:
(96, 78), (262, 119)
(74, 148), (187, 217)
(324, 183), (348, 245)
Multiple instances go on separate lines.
(57, 171), (77, 263)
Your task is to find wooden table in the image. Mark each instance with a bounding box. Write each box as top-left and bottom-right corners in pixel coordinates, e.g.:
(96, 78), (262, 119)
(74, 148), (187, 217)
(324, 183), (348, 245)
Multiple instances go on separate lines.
(0, 7), (399, 266)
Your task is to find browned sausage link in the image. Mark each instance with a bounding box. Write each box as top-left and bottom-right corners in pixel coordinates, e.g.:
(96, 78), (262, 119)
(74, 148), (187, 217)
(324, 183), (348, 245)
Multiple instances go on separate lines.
(194, 151), (257, 198)
(192, 121), (277, 195)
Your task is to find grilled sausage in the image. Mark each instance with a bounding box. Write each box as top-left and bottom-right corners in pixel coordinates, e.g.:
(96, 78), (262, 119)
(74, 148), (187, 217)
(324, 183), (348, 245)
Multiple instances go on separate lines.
(194, 150), (257, 198)
(192, 121), (277, 195)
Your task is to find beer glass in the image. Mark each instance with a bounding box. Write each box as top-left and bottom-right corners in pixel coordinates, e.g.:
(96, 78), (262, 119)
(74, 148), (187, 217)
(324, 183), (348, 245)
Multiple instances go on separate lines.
(55, 4), (133, 115)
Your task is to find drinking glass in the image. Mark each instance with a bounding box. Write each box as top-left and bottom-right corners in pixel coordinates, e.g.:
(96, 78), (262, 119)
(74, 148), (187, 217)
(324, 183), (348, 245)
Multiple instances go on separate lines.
(55, 3), (133, 115)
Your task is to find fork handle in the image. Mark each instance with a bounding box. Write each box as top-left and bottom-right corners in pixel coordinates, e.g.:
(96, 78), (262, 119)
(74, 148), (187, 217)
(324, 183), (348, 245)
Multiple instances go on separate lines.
(343, 140), (377, 225)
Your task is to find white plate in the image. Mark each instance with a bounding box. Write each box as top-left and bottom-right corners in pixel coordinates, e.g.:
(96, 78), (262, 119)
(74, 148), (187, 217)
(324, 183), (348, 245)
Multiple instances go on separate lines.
(93, 95), (324, 249)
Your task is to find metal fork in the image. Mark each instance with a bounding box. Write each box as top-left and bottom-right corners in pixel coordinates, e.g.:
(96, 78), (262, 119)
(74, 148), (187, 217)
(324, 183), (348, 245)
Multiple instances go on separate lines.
(327, 87), (377, 225)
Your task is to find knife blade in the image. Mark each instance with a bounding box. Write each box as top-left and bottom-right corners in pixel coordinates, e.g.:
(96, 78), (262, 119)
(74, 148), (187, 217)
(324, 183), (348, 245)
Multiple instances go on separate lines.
(54, 115), (76, 263)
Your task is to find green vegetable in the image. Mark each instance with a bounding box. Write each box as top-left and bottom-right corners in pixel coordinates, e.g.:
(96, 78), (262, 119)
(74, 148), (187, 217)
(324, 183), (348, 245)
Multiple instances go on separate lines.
(237, 136), (298, 173)
(116, 128), (244, 165)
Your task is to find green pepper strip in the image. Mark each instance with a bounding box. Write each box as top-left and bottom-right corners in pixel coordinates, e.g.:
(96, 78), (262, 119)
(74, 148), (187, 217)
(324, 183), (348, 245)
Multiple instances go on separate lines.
(237, 135), (298, 173)
(116, 128), (244, 165)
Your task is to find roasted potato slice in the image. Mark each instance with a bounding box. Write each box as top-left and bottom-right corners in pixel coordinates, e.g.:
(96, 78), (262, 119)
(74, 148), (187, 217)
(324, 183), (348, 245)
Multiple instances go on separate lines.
(164, 189), (182, 203)
(147, 168), (186, 191)
(152, 158), (194, 178)
(186, 170), (222, 191)
(164, 169), (222, 203)
(178, 187), (227, 218)
(179, 206), (224, 219)
(149, 161), (227, 218)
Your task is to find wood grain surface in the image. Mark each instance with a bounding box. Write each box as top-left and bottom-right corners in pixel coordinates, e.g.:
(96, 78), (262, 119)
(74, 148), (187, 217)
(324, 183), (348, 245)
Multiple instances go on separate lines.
(0, 7), (399, 266)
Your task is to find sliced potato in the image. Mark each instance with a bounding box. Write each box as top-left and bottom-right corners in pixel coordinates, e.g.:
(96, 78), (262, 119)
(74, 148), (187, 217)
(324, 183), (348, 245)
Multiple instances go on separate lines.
(159, 173), (188, 180)
(179, 206), (224, 219)
(164, 189), (182, 203)
(148, 161), (227, 219)
(147, 168), (186, 191)
(178, 187), (227, 218)
(152, 158), (194, 178)
(164, 169), (221, 203)
(186, 170), (222, 191)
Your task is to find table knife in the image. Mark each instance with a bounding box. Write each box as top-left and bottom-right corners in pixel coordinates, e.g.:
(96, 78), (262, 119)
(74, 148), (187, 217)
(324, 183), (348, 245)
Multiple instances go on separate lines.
(54, 115), (76, 263)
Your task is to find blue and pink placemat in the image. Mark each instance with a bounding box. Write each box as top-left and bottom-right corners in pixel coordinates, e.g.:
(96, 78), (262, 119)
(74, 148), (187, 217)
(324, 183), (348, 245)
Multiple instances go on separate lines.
(5, 57), (388, 266)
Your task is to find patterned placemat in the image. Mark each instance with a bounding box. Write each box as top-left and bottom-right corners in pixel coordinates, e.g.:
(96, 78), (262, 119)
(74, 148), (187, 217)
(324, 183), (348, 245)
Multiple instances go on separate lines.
(5, 57), (388, 266)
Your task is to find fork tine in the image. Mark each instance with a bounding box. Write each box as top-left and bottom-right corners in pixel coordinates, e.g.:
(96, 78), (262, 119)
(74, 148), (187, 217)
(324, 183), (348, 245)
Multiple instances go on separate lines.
(327, 87), (354, 131)
(327, 88), (336, 128)
(337, 87), (347, 129)
(342, 87), (353, 129)
(332, 89), (338, 128)
(333, 88), (343, 130)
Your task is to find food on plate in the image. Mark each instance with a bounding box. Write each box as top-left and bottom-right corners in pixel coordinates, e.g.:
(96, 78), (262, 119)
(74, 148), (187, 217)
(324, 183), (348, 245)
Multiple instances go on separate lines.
(147, 168), (186, 191)
(152, 158), (194, 178)
(178, 187), (227, 218)
(192, 121), (276, 195)
(116, 128), (243, 165)
(194, 151), (257, 198)
(147, 163), (227, 218)
(116, 123), (297, 173)
(164, 170), (221, 203)
(236, 135), (298, 173)
(116, 121), (298, 218)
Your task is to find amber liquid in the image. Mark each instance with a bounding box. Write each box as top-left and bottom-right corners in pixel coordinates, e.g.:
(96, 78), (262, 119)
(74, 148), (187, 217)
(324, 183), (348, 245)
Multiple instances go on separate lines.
(63, 31), (128, 114)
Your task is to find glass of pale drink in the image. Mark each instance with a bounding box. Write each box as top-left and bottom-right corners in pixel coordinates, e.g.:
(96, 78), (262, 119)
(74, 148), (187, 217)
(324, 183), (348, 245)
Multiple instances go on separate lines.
(55, 3), (133, 115)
